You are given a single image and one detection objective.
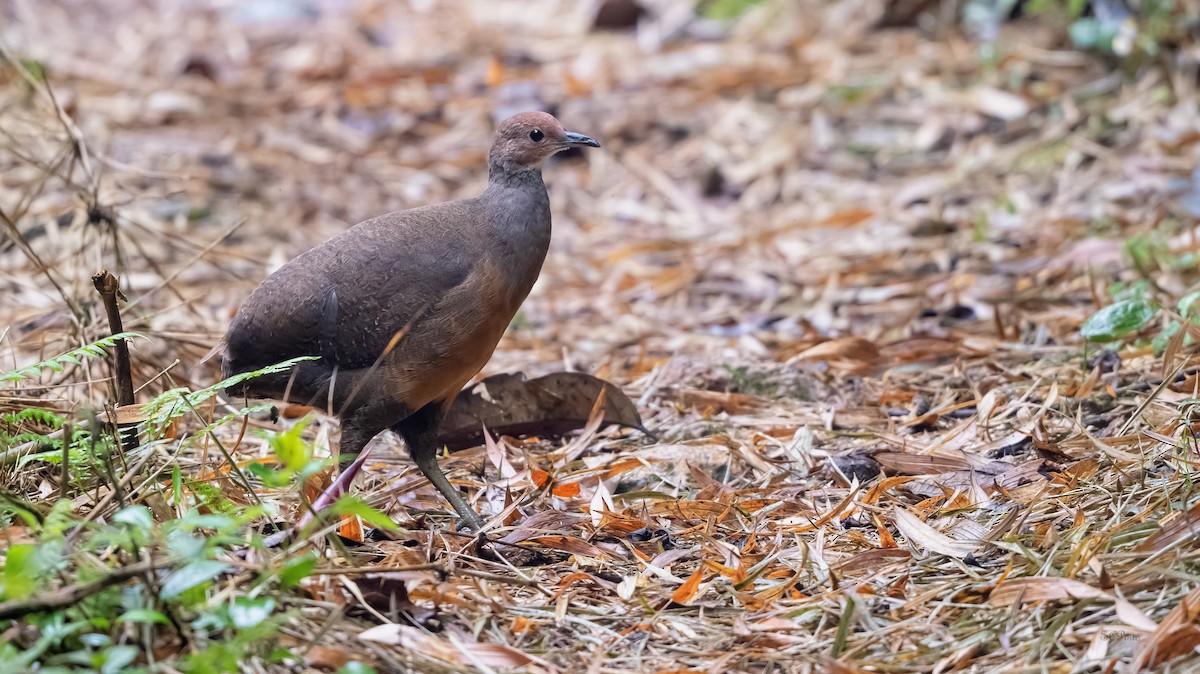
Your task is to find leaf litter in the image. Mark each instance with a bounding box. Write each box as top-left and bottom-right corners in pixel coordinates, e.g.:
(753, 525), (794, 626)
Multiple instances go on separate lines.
(3, 0), (1200, 672)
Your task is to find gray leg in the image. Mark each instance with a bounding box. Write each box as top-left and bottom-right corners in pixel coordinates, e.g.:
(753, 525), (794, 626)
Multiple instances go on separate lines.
(394, 401), (485, 531)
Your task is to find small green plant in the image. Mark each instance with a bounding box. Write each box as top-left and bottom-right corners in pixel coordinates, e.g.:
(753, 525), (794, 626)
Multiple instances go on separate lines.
(0, 332), (143, 384)
(967, 0), (1199, 64)
(0, 339), (400, 671)
(140, 355), (317, 435)
(701, 0), (766, 20)
(721, 364), (773, 396)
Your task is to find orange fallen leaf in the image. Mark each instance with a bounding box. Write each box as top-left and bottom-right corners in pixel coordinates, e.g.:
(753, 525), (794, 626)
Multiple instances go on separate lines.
(552, 481), (581, 498)
(821, 207), (875, 228)
(526, 535), (611, 559)
(304, 645), (354, 669)
(302, 467), (334, 507)
(339, 515), (363, 543)
(670, 567), (706, 605)
(281, 404), (314, 419)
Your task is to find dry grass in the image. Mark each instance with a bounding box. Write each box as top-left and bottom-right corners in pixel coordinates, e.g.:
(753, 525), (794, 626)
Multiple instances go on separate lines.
(4, 0), (1200, 671)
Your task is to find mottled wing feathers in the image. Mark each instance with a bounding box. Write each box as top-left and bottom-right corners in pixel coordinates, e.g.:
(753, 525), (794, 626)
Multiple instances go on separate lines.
(222, 201), (481, 382)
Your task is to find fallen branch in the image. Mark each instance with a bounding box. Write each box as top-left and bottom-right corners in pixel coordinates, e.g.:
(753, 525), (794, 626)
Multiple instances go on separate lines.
(91, 269), (138, 450)
(0, 558), (159, 621)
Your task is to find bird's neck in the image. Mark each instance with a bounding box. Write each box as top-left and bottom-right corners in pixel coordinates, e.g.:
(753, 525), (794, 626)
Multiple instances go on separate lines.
(482, 166), (552, 295)
(483, 167), (551, 235)
(487, 160), (544, 188)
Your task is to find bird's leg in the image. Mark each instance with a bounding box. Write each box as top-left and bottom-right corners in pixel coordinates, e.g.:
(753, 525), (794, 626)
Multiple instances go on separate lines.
(395, 401), (486, 532)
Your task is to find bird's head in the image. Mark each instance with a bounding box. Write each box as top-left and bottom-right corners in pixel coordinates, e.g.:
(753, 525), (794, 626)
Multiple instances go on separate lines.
(488, 111), (600, 175)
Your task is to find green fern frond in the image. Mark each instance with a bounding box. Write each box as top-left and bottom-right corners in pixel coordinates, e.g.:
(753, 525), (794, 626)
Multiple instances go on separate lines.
(2, 408), (66, 429)
(141, 356), (318, 434)
(1, 332), (144, 384)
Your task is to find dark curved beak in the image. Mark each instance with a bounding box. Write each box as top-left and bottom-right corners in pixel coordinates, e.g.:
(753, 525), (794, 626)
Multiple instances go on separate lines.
(563, 131), (601, 148)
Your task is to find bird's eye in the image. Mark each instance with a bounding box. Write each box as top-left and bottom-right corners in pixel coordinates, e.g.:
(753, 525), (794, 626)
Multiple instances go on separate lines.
(529, 129), (544, 142)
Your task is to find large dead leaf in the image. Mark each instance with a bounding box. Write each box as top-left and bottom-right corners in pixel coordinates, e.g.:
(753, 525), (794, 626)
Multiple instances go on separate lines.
(1132, 586), (1200, 671)
(1135, 499), (1200, 553)
(437, 372), (649, 451)
(791, 337), (881, 372)
(892, 507), (980, 558)
(989, 577), (1113, 607)
(523, 535), (612, 559)
(358, 624), (547, 668)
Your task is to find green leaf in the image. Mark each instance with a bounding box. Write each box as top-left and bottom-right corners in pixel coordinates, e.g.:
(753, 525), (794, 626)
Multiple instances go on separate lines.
(0, 333), (144, 384)
(99, 645), (139, 674)
(165, 529), (206, 561)
(702, 0), (764, 20)
(178, 511), (235, 532)
(160, 560), (228, 600)
(18, 59), (47, 83)
(280, 552), (317, 588)
(247, 461), (290, 488)
(229, 597), (275, 629)
(1153, 321), (1181, 356)
(1179, 291), (1200, 320)
(117, 609), (171, 625)
(338, 664), (378, 674)
(330, 496), (399, 532)
(1081, 299), (1157, 342)
(113, 505), (154, 530)
(140, 356), (317, 434)
(268, 416), (315, 473)
(2, 544), (37, 600)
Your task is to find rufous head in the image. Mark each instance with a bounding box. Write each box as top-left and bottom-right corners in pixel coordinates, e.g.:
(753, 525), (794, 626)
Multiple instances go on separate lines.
(488, 111), (600, 174)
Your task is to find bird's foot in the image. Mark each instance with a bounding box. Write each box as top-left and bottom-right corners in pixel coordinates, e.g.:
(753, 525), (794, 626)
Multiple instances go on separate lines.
(455, 511), (487, 533)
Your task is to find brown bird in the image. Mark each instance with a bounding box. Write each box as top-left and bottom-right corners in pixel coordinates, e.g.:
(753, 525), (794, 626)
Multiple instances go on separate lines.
(219, 112), (600, 532)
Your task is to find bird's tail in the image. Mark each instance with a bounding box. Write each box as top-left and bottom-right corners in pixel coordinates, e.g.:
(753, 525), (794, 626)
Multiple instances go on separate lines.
(198, 338), (225, 368)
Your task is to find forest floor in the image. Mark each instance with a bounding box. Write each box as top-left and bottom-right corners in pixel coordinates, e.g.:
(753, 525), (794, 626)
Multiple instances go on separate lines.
(4, 0), (1200, 672)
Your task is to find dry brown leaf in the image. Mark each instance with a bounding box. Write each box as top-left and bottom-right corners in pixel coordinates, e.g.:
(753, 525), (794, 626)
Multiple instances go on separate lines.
(988, 577), (1113, 607)
(673, 388), (766, 415)
(836, 548), (912, 573)
(303, 645), (356, 670)
(359, 624), (546, 668)
(1131, 586), (1200, 670)
(524, 535), (612, 559)
(874, 452), (973, 475)
(892, 507), (979, 558)
(646, 499), (733, 521)
(821, 208), (875, 228)
(438, 372), (648, 450)
(792, 337), (881, 371)
(1135, 499), (1200, 553)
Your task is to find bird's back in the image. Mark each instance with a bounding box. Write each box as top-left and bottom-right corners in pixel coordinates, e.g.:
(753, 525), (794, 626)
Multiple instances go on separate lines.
(221, 191), (550, 413)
